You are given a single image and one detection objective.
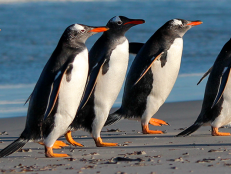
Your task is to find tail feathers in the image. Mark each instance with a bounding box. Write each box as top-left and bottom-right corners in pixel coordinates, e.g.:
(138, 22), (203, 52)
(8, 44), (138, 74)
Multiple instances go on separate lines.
(0, 137), (28, 158)
(176, 122), (203, 137)
(104, 109), (125, 127)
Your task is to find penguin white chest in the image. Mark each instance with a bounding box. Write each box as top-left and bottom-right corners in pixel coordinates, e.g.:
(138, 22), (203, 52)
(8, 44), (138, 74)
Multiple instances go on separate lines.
(94, 39), (129, 112)
(144, 38), (183, 118)
(57, 49), (89, 118)
(45, 49), (89, 147)
(212, 73), (231, 127)
(151, 38), (183, 103)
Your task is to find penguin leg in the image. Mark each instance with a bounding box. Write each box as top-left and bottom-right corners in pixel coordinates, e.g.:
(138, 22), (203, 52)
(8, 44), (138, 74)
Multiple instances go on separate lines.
(142, 124), (164, 134)
(45, 146), (69, 158)
(94, 137), (118, 147)
(141, 112), (165, 134)
(38, 141), (69, 149)
(65, 131), (84, 147)
(211, 127), (231, 136)
(92, 113), (118, 147)
(149, 118), (169, 126)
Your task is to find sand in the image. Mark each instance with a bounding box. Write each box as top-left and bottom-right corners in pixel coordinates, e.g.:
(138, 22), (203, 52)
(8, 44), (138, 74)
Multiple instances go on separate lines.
(1, 100), (231, 174)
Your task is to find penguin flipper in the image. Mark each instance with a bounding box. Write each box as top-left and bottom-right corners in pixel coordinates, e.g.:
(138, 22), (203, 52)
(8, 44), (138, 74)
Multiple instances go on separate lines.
(78, 58), (108, 111)
(197, 66), (213, 85)
(0, 137), (28, 158)
(43, 65), (72, 120)
(134, 51), (164, 86)
(211, 67), (231, 108)
(129, 42), (144, 55)
(24, 93), (32, 105)
(176, 122), (203, 137)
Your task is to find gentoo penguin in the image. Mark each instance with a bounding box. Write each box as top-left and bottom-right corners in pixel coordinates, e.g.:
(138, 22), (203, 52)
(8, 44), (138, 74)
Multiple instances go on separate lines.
(177, 39), (231, 137)
(0, 24), (108, 158)
(65, 16), (145, 147)
(105, 19), (203, 134)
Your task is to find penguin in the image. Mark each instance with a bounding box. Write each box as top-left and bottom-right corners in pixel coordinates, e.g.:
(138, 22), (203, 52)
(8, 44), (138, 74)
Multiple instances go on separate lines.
(104, 19), (203, 134)
(65, 16), (145, 147)
(177, 38), (231, 137)
(0, 24), (108, 158)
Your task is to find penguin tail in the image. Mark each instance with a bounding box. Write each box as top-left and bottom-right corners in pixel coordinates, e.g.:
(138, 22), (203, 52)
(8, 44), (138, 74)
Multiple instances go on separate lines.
(0, 136), (29, 158)
(176, 122), (203, 137)
(104, 108), (125, 127)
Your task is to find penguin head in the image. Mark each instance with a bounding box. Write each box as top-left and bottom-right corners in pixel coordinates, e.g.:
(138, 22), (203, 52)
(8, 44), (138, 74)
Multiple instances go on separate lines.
(166, 19), (202, 37)
(61, 24), (109, 46)
(106, 16), (145, 36)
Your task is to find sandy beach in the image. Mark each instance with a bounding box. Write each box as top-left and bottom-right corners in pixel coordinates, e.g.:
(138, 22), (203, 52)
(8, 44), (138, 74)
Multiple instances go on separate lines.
(1, 100), (231, 174)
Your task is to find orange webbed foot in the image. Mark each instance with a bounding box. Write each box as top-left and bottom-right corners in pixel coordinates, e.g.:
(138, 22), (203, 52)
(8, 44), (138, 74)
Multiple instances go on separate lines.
(45, 146), (69, 158)
(39, 141), (69, 149)
(94, 137), (118, 147)
(142, 124), (165, 134)
(65, 131), (84, 147)
(212, 127), (231, 136)
(52, 140), (69, 149)
(149, 118), (169, 126)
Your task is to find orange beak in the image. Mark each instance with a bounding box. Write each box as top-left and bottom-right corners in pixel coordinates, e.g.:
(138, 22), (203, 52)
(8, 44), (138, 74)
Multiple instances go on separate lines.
(124, 20), (145, 25)
(187, 21), (203, 26)
(89, 27), (109, 32)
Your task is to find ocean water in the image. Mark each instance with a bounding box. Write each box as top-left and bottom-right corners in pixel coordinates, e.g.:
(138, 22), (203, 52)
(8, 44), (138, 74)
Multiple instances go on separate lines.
(0, 0), (231, 118)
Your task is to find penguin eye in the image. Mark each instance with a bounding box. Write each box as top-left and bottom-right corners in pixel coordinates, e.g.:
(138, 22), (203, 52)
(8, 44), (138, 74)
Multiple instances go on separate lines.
(80, 29), (86, 33)
(179, 24), (183, 28)
(73, 31), (78, 36)
(117, 21), (123, 25)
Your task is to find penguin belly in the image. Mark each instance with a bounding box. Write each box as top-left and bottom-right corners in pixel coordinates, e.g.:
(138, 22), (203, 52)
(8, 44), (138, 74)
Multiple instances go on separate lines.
(142, 38), (183, 124)
(44, 49), (88, 147)
(211, 75), (231, 128)
(92, 39), (129, 138)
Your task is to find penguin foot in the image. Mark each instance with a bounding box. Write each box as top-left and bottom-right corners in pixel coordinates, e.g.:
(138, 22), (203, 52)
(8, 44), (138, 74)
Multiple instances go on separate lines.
(65, 131), (84, 147)
(149, 118), (169, 126)
(38, 140), (69, 149)
(94, 137), (118, 147)
(45, 146), (70, 158)
(142, 125), (164, 134)
(211, 127), (231, 136)
(53, 140), (69, 149)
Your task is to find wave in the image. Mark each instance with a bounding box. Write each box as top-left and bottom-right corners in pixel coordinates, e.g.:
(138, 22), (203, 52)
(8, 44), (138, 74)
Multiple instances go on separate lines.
(178, 73), (204, 77)
(0, 84), (35, 89)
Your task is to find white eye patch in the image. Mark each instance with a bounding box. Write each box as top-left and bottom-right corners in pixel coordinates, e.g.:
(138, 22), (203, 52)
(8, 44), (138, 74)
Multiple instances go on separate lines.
(172, 19), (183, 26)
(71, 24), (85, 32)
(110, 16), (122, 23)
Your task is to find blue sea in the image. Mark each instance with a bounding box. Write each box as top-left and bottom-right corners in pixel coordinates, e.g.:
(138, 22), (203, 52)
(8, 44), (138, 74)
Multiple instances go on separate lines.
(0, 0), (231, 118)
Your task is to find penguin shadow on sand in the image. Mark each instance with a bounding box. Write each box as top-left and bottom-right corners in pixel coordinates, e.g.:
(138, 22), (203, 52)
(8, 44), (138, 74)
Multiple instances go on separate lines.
(177, 38), (231, 137)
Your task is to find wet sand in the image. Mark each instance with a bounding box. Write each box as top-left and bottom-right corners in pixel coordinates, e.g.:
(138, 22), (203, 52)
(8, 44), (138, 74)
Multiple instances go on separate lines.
(1, 100), (231, 174)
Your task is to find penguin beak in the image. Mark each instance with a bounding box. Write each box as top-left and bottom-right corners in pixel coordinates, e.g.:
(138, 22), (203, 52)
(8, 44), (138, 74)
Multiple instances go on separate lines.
(89, 27), (109, 32)
(123, 19), (145, 25)
(187, 21), (203, 26)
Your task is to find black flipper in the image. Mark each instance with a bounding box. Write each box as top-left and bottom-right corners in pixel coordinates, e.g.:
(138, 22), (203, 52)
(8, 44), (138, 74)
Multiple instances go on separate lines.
(211, 67), (231, 108)
(0, 137), (29, 158)
(43, 64), (71, 120)
(197, 66), (213, 85)
(104, 108), (125, 127)
(78, 58), (108, 111)
(133, 52), (164, 86)
(176, 122), (203, 137)
(129, 42), (144, 55)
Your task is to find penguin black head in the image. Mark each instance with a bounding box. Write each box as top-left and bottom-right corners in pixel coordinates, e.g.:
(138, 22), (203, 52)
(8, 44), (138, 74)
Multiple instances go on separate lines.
(60, 24), (109, 47)
(163, 19), (202, 38)
(106, 16), (145, 36)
